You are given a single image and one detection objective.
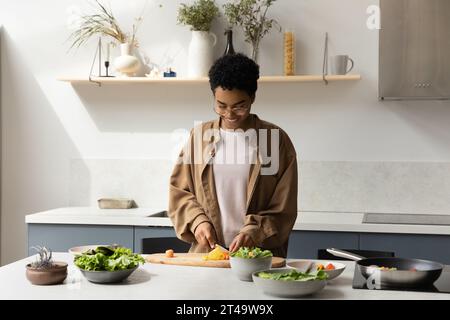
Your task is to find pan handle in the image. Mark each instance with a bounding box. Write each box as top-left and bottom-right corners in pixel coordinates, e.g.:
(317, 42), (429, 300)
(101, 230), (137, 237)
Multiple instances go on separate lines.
(326, 248), (366, 261)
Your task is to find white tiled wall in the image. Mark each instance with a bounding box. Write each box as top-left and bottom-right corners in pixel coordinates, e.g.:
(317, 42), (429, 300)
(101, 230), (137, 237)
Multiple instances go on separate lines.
(70, 159), (173, 209)
(300, 161), (450, 214)
(70, 159), (450, 215)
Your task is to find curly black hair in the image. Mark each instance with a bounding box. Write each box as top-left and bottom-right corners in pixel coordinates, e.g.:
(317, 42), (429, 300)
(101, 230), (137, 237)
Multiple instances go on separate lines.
(208, 53), (260, 98)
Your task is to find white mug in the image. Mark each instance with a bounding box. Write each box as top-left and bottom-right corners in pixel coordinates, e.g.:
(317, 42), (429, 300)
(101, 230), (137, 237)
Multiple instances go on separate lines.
(330, 55), (354, 75)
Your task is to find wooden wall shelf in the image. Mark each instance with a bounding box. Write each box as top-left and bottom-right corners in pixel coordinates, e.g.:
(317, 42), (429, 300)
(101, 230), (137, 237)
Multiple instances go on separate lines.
(58, 74), (361, 85)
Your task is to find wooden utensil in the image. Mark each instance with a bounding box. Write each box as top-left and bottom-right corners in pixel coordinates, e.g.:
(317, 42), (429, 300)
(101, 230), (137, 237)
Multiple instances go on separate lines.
(146, 253), (286, 268)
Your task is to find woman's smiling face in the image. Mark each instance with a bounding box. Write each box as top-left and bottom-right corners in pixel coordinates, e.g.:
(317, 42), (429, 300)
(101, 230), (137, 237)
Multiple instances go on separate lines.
(214, 87), (254, 130)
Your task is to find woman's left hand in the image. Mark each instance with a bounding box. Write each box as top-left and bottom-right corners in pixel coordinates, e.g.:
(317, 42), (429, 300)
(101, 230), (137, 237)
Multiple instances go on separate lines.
(229, 233), (255, 253)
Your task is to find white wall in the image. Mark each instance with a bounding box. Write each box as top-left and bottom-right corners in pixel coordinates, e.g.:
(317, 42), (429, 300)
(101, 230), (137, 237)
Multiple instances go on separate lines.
(0, 24), (3, 263)
(1, 0), (450, 265)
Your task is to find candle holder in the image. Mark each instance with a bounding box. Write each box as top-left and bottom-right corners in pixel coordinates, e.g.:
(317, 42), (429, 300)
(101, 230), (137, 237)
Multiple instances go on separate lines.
(91, 38), (115, 80)
(88, 37), (115, 86)
(102, 60), (114, 77)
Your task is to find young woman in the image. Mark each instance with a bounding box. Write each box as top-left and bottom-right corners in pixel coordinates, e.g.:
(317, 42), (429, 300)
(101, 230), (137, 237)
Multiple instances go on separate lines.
(168, 54), (297, 258)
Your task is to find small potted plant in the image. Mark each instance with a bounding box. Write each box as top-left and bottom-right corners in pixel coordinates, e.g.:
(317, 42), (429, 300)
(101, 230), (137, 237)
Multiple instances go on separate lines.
(224, 0), (281, 62)
(177, 0), (220, 77)
(26, 246), (68, 285)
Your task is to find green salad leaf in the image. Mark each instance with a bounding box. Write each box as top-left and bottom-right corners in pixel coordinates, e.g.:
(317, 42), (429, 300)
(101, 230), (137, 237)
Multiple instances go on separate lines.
(257, 269), (328, 281)
(230, 247), (273, 259)
(74, 246), (145, 271)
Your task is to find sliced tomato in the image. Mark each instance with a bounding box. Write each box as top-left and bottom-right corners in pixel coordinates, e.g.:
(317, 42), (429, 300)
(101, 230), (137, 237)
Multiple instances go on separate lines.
(325, 263), (336, 270)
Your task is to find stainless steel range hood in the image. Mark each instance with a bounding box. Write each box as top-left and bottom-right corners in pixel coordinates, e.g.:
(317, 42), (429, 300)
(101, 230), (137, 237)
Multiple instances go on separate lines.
(379, 0), (450, 100)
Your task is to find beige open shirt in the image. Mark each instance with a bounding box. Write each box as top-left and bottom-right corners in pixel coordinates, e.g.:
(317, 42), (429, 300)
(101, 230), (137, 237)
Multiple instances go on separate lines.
(168, 114), (298, 258)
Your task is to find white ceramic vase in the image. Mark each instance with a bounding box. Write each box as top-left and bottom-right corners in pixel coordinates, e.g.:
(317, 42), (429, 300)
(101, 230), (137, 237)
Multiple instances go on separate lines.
(188, 31), (217, 77)
(114, 43), (141, 77)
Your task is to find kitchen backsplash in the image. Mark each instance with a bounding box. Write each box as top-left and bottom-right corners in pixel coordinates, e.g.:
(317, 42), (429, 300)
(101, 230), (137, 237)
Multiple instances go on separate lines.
(70, 159), (450, 215)
(69, 159), (173, 210)
(300, 161), (450, 214)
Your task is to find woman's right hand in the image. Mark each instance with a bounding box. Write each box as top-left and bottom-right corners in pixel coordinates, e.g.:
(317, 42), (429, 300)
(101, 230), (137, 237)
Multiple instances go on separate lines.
(194, 222), (217, 249)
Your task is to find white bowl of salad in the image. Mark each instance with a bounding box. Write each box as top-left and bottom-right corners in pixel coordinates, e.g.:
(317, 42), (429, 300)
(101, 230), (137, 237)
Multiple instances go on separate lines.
(252, 268), (328, 298)
(74, 245), (145, 283)
(287, 260), (346, 281)
(229, 247), (273, 281)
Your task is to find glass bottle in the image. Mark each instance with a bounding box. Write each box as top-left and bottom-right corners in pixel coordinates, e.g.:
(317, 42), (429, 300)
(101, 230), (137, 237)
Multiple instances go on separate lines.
(284, 29), (295, 76)
(223, 29), (236, 56)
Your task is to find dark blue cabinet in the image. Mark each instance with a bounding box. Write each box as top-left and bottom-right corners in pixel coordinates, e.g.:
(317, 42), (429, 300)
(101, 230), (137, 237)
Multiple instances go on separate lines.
(288, 231), (359, 259)
(360, 233), (450, 264)
(27, 224), (134, 255)
(134, 226), (176, 253)
(28, 224), (177, 255)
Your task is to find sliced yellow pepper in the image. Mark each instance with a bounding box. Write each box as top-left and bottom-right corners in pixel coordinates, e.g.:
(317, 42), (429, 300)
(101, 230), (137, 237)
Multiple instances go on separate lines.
(202, 245), (229, 260)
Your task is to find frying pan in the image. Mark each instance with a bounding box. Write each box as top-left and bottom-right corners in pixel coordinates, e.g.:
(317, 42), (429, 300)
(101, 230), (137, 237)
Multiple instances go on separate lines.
(327, 248), (443, 288)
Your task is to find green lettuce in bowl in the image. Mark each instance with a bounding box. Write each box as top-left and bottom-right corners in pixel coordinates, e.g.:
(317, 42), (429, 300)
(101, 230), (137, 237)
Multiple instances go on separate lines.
(252, 268), (329, 297)
(229, 247), (273, 281)
(230, 247), (273, 259)
(257, 269), (328, 281)
(74, 246), (145, 271)
(74, 246), (145, 283)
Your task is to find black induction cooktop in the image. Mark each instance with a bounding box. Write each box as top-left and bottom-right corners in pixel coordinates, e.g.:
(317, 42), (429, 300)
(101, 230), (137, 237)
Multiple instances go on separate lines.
(352, 265), (450, 294)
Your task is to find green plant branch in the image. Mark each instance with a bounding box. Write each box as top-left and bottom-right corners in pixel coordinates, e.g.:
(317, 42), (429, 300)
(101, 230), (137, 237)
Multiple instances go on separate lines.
(223, 0), (281, 59)
(177, 0), (220, 32)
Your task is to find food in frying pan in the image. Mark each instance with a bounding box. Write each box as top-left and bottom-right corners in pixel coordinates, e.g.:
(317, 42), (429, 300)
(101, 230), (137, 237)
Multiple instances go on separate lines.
(316, 263), (336, 271)
(371, 265), (398, 271)
(368, 265), (419, 271)
(202, 245), (229, 261)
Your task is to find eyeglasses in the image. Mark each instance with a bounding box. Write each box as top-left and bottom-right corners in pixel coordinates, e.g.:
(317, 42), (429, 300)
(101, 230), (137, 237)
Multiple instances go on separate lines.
(214, 104), (250, 115)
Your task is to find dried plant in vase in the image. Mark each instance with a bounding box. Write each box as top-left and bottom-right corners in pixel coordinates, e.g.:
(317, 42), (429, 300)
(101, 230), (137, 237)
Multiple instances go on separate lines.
(26, 246), (68, 285)
(68, 0), (144, 49)
(224, 0), (281, 62)
(68, 0), (148, 76)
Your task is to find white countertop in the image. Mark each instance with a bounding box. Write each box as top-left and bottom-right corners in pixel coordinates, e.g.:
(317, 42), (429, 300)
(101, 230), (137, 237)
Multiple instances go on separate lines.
(1, 253), (449, 300)
(294, 211), (450, 235)
(25, 207), (173, 227)
(25, 207), (450, 235)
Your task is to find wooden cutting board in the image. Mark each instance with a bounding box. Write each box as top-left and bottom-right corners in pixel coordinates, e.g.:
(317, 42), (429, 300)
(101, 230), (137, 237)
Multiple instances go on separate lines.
(146, 253), (285, 268)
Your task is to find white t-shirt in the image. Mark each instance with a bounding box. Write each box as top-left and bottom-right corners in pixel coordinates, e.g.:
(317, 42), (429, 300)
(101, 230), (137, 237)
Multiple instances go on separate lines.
(213, 128), (257, 247)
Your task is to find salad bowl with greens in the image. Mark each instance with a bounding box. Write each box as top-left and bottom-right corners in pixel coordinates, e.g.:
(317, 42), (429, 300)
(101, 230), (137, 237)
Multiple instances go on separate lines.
(74, 245), (145, 283)
(229, 247), (274, 281)
(252, 268), (328, 297)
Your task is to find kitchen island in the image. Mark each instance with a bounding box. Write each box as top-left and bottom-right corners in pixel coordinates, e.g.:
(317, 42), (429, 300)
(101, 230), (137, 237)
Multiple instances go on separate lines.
(1, 253), (449, 300)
